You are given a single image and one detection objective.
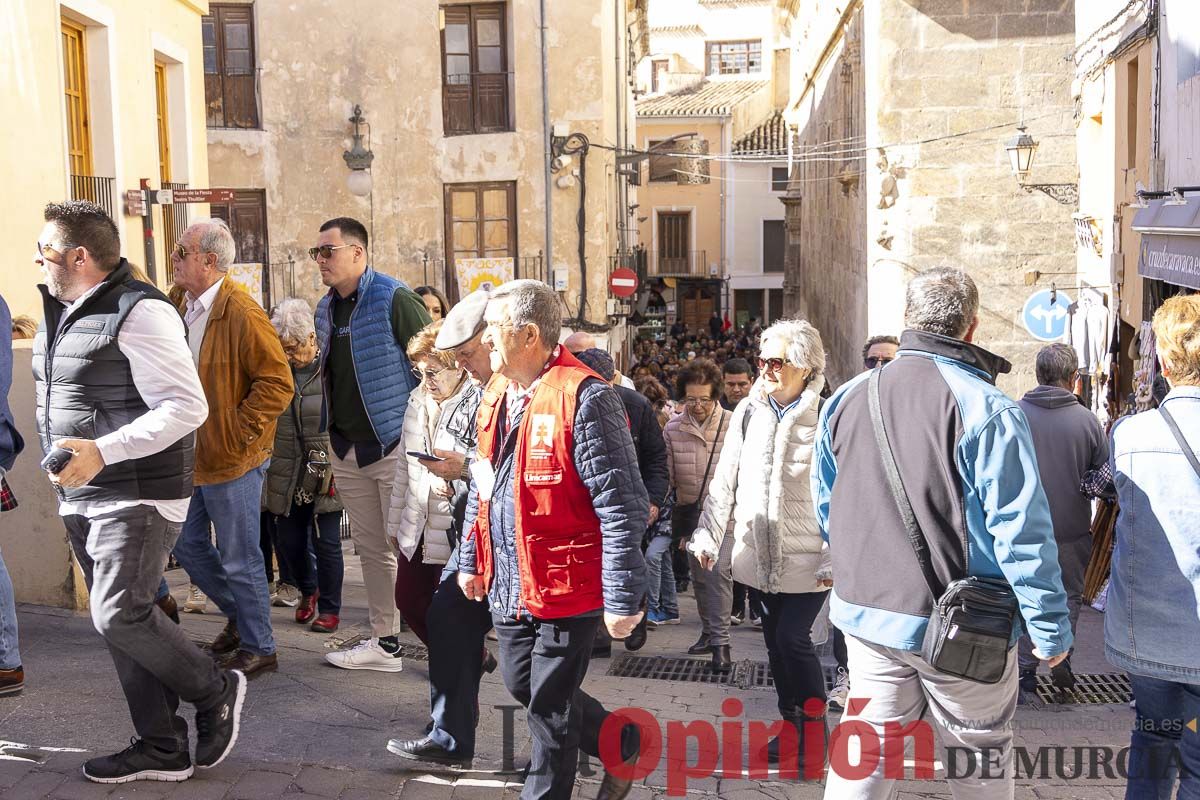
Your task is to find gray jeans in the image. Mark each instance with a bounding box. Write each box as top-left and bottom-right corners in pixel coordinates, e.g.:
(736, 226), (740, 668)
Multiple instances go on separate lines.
(65, 504), (225, 753)
(689, 530), (733, 647)
(1017, 534), (1088, 672)
(823, 634), (1019, 800)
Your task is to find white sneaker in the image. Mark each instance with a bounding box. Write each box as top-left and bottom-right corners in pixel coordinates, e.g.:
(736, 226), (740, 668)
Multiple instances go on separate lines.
(828, 667), (850, 711)
(324, 638), (404, 672)
(184, 585), (208, 614)
(273, 583), (300, 608)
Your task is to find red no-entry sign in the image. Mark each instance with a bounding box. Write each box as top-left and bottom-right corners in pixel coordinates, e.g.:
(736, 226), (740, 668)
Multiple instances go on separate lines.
(609, 267), (638, 298)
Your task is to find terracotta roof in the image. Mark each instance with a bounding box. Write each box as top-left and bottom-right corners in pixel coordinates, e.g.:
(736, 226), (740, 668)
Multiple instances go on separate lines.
(732, 111), (791, 155)
(649, 24), (704, 35)
(637, 79), (768, 117)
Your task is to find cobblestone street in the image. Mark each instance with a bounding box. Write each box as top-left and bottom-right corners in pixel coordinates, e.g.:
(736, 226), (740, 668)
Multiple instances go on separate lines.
(0, 549), (1137, 800)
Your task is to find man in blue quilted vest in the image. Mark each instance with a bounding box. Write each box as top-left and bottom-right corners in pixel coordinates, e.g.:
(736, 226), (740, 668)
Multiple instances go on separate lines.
(313, 217), (431, 670)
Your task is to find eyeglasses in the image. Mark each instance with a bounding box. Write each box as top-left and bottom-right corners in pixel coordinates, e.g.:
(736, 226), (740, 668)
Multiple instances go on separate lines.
(864, 356), (894, 368)
(172, 243), (212, 261)
(412, 366), (455, 383)
(308, 244), (355, 261)
(684, 397), (715, 407)
(756, 357), (786, 373)
(36, 241), (73, 260)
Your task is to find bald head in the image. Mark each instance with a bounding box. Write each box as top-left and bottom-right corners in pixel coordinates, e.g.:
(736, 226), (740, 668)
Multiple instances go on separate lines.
(563, 331), (598, 353)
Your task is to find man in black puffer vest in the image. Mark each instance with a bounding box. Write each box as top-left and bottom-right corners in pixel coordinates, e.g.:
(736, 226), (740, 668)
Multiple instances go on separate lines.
(32, 201), (246, 786)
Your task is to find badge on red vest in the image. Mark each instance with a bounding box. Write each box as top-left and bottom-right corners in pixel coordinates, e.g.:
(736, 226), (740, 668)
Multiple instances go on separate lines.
(526, 413), (562, 484)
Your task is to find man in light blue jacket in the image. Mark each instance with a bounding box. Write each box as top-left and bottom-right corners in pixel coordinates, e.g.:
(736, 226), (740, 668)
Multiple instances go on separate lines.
(813, 267), (1072, 800)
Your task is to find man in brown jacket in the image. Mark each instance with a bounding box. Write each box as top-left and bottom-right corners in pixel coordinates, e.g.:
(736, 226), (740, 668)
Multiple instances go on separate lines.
(170, 219), (292, 678)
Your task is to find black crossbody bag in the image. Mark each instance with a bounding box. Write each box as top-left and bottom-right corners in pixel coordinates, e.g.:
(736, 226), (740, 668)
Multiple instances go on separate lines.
(868, 368), (1018, 684)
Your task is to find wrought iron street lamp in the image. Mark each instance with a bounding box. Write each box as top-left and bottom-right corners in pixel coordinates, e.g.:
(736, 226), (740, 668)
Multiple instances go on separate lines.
(343, 105), (374, 197)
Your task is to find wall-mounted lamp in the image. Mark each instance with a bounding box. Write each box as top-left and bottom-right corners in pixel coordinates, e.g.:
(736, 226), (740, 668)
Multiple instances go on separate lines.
(343, 105), (374, 197)
(1005, 125), (1078, 205)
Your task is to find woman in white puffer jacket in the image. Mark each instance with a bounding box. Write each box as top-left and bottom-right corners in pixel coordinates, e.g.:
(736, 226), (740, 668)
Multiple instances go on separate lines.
(386, 320), (478, 646)
(689, 318), (832, 769)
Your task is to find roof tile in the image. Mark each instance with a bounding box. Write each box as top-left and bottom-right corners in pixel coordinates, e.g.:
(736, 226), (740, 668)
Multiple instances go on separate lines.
(637, 78), (769, 117)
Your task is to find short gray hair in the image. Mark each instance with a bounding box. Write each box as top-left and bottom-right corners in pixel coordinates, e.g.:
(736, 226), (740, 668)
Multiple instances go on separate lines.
(1035, 343), (1078, 386)
(490, 279), (561, 347)
(271, 297), (315, 343)
(761, 318), (826, 376)
(904, 267), (979, 339)
(193, 218), (236, 272)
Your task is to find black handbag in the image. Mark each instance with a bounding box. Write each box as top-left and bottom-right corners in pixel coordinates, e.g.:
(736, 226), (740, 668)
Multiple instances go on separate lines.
(868, 368), (1018, 684)
(672, 410), (727, 542)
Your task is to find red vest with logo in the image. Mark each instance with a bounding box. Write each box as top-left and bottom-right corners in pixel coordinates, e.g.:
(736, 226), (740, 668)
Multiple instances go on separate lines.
(469, 348), (605, 619)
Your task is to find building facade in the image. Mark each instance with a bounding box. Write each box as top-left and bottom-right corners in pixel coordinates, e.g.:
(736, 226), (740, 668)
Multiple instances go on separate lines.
(634, 0), (789, 333)
(1, 0), (211, 319)
(779, 0), (1080, 392)
(204, 0), (646, 335)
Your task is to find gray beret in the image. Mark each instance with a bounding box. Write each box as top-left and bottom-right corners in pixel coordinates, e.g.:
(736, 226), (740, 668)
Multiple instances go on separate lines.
(435, 289), (489, 350)
(575, 348), (616, 382)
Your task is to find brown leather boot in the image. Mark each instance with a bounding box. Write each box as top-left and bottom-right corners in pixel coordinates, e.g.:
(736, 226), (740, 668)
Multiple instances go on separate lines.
(223, 650), (278, 679)
(209, 620), (240, 656)
(0, 666), (24, 696)
(156, 593), (180, 624)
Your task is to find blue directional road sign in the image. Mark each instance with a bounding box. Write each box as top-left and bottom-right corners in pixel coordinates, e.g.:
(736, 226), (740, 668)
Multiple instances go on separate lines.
(1022, 289), (1073, 342)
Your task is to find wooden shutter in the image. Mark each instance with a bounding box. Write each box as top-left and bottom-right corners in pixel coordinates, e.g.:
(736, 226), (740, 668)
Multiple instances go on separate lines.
(444, 182), (516, 301)
(658, 212), (690, 273)
(472, 5), (508, 132)
(442, 6), (473, 135)
(154, 62), (171, 183)
(211, 190), (270, 302)
(61, 18), (92, 176)
(762, 220), (785, 273)
(203, 5), (258, 128)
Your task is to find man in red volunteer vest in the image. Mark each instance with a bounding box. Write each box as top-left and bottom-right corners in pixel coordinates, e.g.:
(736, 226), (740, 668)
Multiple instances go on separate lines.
(458, 279), (648, 800)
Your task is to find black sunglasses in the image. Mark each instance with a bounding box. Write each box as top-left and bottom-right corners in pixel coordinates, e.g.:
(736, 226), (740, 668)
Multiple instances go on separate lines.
(308, 243), (355, 261)
(864, 356), (894, 368)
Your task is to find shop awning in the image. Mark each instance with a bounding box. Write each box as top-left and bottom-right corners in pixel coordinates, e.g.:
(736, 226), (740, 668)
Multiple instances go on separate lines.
(1133, 195), (1200, 289)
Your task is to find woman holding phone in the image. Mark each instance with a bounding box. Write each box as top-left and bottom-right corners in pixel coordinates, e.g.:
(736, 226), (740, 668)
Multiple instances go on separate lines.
(386, 319), (478, 644)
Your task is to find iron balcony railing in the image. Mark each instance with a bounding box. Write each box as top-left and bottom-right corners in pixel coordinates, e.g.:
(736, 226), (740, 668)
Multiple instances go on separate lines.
(651, 249), (709, 278)
(69, 174), (115, 219)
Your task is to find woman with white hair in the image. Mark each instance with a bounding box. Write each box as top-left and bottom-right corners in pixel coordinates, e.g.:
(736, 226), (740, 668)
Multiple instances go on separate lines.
(689, 317), (832, 769)
(263, 298), (344, 632)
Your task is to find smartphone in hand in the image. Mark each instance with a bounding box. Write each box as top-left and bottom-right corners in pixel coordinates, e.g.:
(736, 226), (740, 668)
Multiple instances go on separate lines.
(406, 450), (446, 462)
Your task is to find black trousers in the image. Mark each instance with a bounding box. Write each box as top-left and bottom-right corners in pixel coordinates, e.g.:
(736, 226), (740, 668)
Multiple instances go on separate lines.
(492, 613), (618, 800)
(426, 571), (493, 758)
(759, 590), (829, 716)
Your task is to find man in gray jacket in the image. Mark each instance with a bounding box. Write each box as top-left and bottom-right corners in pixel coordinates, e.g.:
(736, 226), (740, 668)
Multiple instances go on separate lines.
(1016, 343), (1108, 696)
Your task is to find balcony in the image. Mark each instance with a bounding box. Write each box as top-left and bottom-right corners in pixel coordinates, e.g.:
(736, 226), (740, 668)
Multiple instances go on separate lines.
(650, 249), (709, 278)
(69, 175), (115, 219)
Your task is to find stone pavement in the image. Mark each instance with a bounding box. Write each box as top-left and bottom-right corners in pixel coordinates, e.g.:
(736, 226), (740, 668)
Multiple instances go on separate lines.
(0, 545), (1137, 799)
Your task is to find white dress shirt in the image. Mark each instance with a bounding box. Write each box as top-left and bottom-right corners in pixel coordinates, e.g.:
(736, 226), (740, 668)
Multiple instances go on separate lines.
(184, 277), (224, 365)
(57, 291), (209, 522)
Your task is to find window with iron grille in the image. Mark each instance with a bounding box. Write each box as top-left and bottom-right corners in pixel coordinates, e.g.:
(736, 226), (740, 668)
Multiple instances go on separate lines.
(648, 139), (678, 183)
(705, 40), (762, 75)
(203, 4), (259, 129)
(441, 4), (511, 135)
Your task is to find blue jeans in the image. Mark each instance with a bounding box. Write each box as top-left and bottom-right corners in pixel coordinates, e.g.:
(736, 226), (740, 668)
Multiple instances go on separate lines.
(273, 503), (343, 615)
(1126, 674), (1200, 800)
(645, 535), (678, 618)
(0, 543), (19, 670)
(173, 461), (276, 656)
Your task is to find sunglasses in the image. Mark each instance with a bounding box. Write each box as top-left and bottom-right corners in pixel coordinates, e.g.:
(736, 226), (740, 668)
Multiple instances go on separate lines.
(36, 241), (73, 260)
(864, 356), (894, 368)
(756, 357), (786, 373)
(172, 243), (214, 261)
(308, 243), (355, 261)
(412, 366), (455, 383)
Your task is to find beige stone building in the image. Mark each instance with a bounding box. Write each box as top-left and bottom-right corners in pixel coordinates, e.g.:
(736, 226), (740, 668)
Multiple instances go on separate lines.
(0, 0), (212, 609)
(204, 0), (646, 340)
(778, 0), (1080, 393)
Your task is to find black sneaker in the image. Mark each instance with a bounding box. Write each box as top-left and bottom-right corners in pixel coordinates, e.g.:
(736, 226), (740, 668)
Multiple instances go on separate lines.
(386, 736), (473, 770)
(195, 670), (247, 769)
(82, 738), (193, 784)
(1050, 657), (1076, 692)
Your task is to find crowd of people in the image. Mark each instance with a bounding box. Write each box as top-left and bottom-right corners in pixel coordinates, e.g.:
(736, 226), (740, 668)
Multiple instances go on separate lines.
(0, 199), (1196, 800)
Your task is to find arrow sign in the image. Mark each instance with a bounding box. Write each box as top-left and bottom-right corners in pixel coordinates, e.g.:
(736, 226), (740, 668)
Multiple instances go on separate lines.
(1021, 289), (1073, 342)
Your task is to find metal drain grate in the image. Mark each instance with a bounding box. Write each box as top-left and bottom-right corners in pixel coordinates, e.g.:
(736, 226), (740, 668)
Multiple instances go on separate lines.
(609, 655), (734, 685)
(1035, 672), (1130, 705)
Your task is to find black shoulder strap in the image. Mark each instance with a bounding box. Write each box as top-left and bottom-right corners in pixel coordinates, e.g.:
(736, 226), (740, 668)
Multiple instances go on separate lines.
(868, 368), (944, 601)
(1159, 404), (1200, 480)
(696, 409), (727, 502)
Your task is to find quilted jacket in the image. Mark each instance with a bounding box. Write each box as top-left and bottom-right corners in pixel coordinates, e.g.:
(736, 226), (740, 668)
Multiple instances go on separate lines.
(616, 385), (670, 508)
(689, 378), (831, 594)
(460, 377), (648, 618)
(663, 406), (731, 505)
(261, 357), (342, 516)
(385, 377), (479, 565)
